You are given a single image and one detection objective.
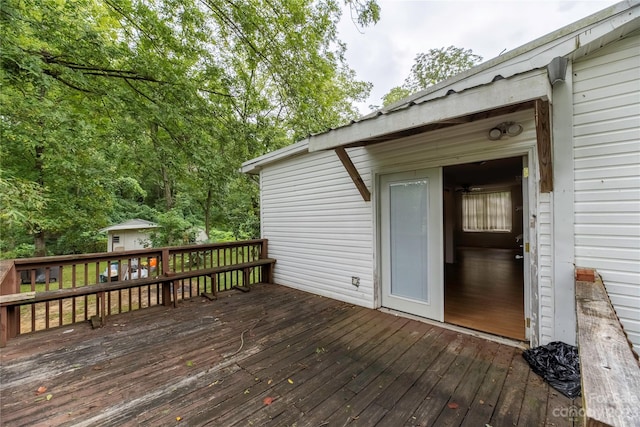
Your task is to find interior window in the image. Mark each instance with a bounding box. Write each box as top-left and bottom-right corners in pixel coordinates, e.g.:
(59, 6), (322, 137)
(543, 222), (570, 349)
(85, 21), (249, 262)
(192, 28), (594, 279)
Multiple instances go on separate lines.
(462, 191), (512, 232)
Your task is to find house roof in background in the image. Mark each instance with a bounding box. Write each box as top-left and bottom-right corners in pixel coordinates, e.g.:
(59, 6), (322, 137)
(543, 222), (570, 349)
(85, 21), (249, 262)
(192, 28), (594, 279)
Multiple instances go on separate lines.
(241, 0), (639, 174)
(99, 219), (159, 233)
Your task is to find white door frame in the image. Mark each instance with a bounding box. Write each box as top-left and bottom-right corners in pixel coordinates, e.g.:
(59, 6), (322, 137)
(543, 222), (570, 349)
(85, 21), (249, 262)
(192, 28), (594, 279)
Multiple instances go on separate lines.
(373, 147), (538, 342)
(522, 154), (532, 341)
(379, 168), (444, 321)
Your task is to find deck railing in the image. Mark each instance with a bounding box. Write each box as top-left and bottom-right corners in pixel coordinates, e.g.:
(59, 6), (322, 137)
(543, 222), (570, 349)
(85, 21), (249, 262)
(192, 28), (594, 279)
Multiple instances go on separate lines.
(0, 239), (271, 345)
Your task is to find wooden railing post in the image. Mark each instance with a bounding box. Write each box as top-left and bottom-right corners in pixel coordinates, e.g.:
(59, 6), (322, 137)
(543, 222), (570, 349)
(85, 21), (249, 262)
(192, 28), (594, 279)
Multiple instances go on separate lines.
(99, 291), (106, 326)
(260, 240), (273, 284)
(260, 239), (268, 260)
(0, 260), (20, 347)
(161, 248), (174, 307)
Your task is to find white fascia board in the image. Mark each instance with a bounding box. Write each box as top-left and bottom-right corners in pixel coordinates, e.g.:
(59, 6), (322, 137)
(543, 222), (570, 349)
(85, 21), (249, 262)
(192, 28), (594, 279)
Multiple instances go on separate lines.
(98, 225), (158, 233)
(308, 69), (551, 152)
(571, 13), (640, 58)
(241, 139), (309, 174)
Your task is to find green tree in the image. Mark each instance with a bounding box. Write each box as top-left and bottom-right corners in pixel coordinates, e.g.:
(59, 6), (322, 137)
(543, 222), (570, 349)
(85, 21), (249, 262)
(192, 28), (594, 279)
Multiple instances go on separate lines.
(1, 0), (379, 256)
(381, 46), (482, 107)
(381, 86), (411, 107)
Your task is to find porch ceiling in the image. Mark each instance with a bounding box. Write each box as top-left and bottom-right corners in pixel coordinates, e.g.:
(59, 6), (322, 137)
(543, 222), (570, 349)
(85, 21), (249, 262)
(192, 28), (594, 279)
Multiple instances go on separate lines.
(1, 284), (579, 426)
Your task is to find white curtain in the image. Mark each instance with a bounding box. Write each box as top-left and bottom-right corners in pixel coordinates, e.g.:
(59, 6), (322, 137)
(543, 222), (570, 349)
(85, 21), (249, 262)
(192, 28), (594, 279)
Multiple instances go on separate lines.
(462, 191), (512, 232)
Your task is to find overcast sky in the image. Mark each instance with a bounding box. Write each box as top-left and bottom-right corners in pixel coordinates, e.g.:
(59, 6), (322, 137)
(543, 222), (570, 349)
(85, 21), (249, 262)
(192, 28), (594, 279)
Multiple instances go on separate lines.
(337, 0), (621, 113)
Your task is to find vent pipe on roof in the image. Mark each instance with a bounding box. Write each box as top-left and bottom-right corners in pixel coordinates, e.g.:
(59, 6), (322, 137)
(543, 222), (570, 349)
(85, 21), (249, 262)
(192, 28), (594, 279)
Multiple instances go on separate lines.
(547, 57), (569, 85)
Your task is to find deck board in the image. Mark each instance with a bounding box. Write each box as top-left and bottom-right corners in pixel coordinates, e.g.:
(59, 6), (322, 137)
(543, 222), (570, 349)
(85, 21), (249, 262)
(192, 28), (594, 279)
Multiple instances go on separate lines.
(0, 284), (580, 426)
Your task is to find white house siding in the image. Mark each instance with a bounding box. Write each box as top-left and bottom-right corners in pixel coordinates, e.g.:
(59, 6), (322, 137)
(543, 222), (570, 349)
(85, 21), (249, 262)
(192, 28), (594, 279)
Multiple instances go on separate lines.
(108, 231), (151, 252)
(260, 110), (556, 343)
(538, 192), (554, 345)
(572, 33), (640, 349)
(260, 150), (376, 307)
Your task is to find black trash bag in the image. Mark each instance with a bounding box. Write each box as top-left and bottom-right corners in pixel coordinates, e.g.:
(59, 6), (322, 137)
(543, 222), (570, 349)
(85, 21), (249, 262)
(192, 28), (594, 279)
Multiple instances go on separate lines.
(522, 341), (581, 398)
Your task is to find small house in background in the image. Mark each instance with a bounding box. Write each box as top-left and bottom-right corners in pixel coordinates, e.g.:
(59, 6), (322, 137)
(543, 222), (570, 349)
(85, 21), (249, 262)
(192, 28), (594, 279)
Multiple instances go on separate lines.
(192, 227), (209, 244)
(99, 219), (158, 252)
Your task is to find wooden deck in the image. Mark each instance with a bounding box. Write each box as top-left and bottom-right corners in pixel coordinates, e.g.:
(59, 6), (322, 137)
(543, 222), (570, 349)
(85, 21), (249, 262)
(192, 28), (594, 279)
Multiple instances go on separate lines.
(0, 284), (580, 426)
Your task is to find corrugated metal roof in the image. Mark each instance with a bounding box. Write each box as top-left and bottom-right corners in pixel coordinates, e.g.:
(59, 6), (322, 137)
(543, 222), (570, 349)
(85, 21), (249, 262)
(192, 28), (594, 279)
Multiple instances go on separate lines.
(99, 219), (159, 233)
(334, 1), (638, 124)
(241, 0), (640, 173)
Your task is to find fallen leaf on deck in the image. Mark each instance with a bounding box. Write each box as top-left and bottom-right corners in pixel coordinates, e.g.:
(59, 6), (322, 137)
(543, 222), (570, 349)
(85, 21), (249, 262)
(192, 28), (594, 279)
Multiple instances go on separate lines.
(447, 402), (459, 409)
(36, 386), (47, 394)
(267, 379), (273, 385)
(176, 416), (182, 421)
(46, 394), (53, 401)
(263, 397), (274, 405)
(186, 361), (193, 367)
(479, 399), (485, 405)
(287, 378), (294, 384)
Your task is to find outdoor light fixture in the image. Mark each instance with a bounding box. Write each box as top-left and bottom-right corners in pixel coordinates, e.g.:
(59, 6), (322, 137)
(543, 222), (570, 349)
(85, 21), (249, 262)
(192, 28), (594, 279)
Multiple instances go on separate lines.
(488, 121), (523, 141)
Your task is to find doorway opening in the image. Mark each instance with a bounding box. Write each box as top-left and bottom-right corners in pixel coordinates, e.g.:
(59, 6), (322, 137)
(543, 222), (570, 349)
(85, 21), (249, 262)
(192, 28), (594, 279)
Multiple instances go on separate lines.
(443, 157), (526, 340)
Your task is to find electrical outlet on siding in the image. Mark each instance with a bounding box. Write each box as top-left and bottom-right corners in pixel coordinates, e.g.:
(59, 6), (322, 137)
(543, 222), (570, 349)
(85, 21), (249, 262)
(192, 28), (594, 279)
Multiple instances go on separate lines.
(351, 276), (360, 287)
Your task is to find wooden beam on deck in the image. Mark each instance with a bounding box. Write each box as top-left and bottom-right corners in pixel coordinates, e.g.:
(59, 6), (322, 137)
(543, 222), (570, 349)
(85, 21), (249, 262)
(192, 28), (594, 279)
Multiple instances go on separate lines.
(0, 260), (20, 347)
(535, 99), (553, 193)
(335, 147), (371, 202)
(575, 269), (640, 427)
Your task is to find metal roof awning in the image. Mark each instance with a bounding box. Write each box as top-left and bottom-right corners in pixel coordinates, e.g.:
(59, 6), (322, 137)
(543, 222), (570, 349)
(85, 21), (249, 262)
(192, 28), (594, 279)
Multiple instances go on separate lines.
(240, 2), (639, 176)
(307, 69), (550, 152)
(99, 219), (159, 233)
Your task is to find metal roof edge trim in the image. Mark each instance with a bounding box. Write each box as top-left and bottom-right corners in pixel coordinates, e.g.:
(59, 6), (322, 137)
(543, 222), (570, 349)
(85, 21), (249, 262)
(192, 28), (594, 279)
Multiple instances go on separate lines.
(308, 69), (550, 152)
(240, 139), (310, 174)
(239, 1), (638, 172)
(99, 222), (159, 233)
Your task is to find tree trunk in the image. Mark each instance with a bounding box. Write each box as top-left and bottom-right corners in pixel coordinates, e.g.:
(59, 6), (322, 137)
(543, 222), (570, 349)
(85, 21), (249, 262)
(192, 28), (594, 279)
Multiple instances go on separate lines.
(204, 187), (212, 238)
(150, 122), (173, 210)
(33, 86), (47, 256)
(161, 166), (173, 211)
(34, 231), (46, 257)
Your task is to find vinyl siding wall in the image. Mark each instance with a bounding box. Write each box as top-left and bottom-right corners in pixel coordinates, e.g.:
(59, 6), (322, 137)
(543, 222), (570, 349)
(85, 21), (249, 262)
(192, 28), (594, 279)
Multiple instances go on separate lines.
(572, 33), (640, 348)
(261, 149), (375, 307)
(108, 231), (151, 252)
(261, 110), (551, 340)
(538, 193), (555, 345)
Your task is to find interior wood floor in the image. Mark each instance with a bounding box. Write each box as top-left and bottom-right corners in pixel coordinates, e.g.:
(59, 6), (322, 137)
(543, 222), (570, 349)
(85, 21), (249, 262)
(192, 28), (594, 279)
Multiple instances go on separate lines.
(445, 247), (526, 341)
(1, 284), (579, 426)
